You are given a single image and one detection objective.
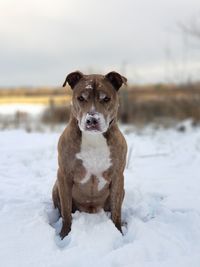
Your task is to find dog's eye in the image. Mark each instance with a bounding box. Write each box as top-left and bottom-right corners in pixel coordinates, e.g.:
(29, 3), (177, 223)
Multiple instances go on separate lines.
(77, 96), (85, 102)
(103, 96), (111, 102)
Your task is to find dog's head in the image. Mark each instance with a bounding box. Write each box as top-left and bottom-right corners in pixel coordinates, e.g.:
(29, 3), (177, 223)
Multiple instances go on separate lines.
(63, 71), (127, 133)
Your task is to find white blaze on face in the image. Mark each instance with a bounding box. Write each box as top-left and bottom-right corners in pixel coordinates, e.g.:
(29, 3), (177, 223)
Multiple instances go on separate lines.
(85, 84), (93, 90)
(76, 132), (112, 191)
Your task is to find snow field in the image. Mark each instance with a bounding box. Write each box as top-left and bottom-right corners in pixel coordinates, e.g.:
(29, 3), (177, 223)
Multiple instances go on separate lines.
(0, 125), (200, 267)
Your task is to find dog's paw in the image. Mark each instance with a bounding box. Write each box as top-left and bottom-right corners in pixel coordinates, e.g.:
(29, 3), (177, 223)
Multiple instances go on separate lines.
(59, 223), (71, 240)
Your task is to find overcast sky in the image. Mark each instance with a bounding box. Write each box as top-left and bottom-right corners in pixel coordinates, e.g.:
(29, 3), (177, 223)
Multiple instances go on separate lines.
(1, 0), (200, 86)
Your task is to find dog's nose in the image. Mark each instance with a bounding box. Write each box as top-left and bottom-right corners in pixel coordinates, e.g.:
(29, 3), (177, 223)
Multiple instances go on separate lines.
(86, 117), (98, 126)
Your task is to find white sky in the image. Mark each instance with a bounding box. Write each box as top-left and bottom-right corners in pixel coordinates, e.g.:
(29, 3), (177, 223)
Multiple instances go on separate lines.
(1, 0), (200, 86)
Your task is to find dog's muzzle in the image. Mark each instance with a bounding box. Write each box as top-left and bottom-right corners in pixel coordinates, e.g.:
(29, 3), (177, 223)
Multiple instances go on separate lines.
(79, 112), (109, 133)
(84, 112), (101, 131)
(86, 115), (99, 130)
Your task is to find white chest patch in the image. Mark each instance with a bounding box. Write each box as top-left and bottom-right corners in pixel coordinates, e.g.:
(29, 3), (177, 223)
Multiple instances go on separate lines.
(76, 132), (112, 191)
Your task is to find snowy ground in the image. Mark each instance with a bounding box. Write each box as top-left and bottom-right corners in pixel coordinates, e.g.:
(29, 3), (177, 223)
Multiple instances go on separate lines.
(1, 124), (200, 267)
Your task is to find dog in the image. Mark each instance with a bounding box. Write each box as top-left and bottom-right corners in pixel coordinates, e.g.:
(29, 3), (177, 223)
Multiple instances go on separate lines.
(52, 71), (127, 239)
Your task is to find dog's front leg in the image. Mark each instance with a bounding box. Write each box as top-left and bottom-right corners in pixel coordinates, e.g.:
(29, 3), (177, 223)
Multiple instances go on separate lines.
(57, 169), (72, 239)
(110, 175), (124, 233)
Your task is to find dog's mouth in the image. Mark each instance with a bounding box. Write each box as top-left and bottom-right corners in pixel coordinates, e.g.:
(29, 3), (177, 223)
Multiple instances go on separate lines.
(82, 121), (102, 133)
(85, 124), (101, 132)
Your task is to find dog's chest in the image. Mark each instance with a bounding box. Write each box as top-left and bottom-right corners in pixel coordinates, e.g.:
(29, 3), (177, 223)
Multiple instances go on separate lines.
(76, 132), (112, 190)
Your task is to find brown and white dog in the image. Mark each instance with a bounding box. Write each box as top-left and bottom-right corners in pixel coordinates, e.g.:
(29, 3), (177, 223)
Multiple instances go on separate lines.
(52, 71), (127, 239)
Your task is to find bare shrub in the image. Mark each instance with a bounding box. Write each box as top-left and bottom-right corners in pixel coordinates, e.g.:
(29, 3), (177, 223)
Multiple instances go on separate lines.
(119, 84), (200, 125)
(42, 105), (71, 124)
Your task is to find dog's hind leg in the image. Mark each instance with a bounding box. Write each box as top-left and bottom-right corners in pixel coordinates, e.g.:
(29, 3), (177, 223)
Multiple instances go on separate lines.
(52, 181), (61, 214)
(110, 175), (125, 234)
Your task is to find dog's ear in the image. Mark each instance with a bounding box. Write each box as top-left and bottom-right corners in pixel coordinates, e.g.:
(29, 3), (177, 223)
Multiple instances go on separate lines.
(105, 71), (127, 91)
(63, 71), (84, 89)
